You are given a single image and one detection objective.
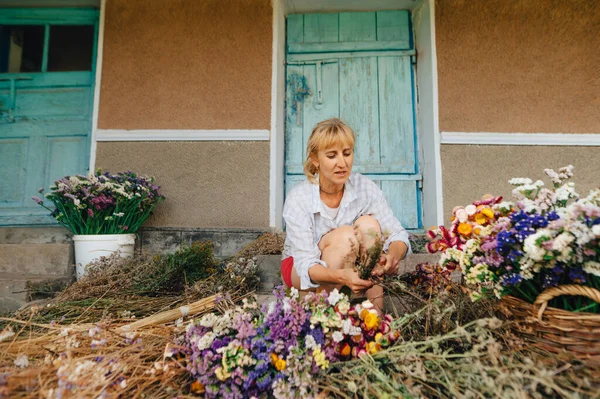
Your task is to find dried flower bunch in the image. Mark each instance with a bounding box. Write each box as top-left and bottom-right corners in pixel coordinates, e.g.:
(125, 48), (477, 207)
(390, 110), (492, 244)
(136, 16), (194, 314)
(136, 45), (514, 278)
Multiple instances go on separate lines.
(427, 166), (600, 313)
(403, 262), (454, 296)
(32, 170), (165, 235)
(182, 287), (399, 398)
(347, 226), (385, 280)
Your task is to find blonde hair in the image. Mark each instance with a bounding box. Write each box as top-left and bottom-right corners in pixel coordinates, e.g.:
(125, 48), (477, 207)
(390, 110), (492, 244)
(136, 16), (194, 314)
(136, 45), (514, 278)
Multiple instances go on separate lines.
(303, 118), (355, 184)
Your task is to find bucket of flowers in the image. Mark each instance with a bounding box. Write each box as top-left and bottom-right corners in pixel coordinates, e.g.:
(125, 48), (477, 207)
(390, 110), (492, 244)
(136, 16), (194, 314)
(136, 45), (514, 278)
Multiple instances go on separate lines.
(33, 170), (165, 279)
(426, 166), (600, 359)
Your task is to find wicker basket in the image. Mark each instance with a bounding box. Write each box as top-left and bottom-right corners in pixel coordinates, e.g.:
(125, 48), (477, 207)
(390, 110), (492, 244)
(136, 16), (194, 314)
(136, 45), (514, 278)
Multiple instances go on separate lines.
(500, 284), (600, 361)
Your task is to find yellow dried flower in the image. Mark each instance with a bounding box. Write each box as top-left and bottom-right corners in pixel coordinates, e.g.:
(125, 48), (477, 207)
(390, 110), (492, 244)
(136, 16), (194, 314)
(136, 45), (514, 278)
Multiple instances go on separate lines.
(215, 366), (231, 381)
(364, 312), (379, 330)
(366, 341), (381, 354)
(275, 359), (286, 371)
(312, 348), (329, 370)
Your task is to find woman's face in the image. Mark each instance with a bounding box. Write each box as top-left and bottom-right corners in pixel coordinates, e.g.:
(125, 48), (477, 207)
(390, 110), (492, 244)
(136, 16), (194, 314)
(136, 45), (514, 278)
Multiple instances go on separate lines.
(312, 142), (354, 189)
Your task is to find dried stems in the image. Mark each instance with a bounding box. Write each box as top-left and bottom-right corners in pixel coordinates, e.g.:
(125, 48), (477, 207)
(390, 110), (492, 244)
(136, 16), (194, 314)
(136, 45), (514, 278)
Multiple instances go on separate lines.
(0, 291), (253, 398)
(348, 227), (385, 281)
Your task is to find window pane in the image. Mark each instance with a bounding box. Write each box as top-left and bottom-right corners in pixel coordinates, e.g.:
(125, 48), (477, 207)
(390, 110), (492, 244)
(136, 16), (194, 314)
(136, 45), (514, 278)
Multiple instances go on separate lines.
(0, 25), (44, 73)
(48, 25), (94, 72)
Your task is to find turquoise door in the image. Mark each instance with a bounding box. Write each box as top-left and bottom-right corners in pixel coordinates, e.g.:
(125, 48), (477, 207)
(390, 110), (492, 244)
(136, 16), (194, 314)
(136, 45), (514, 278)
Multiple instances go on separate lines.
(0, 8), (98, 225)
(285, 11), (422, 230)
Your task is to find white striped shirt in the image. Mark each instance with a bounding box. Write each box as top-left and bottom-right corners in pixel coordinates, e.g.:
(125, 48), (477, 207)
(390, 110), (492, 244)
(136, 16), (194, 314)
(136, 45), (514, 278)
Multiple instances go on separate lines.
(282, 172), (412, 290)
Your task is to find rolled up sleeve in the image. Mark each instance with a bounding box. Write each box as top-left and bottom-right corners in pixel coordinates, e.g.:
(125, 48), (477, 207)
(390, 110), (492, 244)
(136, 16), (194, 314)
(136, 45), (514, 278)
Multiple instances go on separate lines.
(283, 200), (326, 290)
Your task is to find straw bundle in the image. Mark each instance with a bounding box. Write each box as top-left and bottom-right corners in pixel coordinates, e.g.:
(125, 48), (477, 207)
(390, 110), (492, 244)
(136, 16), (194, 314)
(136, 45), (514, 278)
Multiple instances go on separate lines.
(117, 294), (217, 332)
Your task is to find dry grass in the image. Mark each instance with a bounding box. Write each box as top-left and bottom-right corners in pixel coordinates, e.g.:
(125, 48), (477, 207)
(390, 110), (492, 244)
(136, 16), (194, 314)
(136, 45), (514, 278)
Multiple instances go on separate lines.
(0, 293), (256, 398)
(234, 232), (285, 259)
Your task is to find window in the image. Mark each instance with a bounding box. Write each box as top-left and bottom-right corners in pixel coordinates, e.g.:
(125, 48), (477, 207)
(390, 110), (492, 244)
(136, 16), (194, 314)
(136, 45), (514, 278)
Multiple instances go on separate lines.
(0, 25), (44, 73)
(48, 25), (94, 72)
(0, 24), (94, 73)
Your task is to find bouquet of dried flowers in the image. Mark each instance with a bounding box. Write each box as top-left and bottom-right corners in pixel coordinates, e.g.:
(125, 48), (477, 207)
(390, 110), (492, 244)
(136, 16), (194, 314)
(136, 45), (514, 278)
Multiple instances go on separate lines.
(182, 287), (399, 399)
(427, 166), (600, 313)
(32, 170), (165, 235)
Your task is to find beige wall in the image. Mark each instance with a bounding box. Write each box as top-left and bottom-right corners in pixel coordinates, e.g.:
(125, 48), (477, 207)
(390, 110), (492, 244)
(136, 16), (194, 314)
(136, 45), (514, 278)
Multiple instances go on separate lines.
(441, 145), (600, 222)
(95, 142), (270, 228)
(436, 0), (600, 133)
(98, 0), (273, 130)
(95, 0), (273, 228)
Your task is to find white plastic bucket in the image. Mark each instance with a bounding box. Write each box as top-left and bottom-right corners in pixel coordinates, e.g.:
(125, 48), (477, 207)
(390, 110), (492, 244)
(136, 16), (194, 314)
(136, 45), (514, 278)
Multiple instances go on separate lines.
(72, 234), (136, 279)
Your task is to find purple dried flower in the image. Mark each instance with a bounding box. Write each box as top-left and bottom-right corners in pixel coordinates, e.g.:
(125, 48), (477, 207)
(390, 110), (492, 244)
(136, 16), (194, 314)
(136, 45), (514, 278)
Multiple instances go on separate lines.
(500, 273), (523, 287)
(568, 267), (587, 284)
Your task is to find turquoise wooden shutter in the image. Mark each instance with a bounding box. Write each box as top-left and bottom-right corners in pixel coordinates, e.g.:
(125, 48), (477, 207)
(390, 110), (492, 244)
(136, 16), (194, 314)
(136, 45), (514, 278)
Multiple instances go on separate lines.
(285, 11), (422, 230)
(0, 8), (98, 225)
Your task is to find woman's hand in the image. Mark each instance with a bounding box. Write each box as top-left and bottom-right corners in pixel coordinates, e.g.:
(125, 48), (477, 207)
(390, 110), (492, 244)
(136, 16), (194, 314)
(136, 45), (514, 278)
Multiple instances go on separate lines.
(338, 268), (374, 294)
(373, 241), (408, 277)
(380, 253), (400, 275)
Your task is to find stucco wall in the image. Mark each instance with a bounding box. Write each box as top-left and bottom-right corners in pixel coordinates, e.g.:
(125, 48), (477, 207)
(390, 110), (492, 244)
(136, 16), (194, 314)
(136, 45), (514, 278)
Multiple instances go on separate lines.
(441, 145), (600, 221)
(98, 0), (272, 130)
(95, 142), (270, 228)
(436, 0), (600, 133)
(95, 0), (273, 229)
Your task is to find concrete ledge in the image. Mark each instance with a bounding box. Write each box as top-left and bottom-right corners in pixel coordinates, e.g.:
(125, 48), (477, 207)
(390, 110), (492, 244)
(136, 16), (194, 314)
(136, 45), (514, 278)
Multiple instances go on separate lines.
(398, 253), (441, 274)
(138, 227), (270, 258)
(0, 227), (71, 244)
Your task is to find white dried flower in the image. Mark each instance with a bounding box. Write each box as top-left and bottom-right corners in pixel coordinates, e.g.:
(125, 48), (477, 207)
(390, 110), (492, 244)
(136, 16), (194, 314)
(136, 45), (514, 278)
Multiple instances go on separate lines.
(0, 327), (15, 342)
(583, 261), (600, 277)
(199, 313), (218, 328)
(455, 208), (468, 223)
(14, 353), (29, 368)
(508, 177), (533, 186)
(305, 334), (317, 350)
(327, 289), (343, 306)
(465, 204), (477, 215)
(361, 300), (374, 309)
(332, 331), (344, 343)
(289, 287), (299, 300)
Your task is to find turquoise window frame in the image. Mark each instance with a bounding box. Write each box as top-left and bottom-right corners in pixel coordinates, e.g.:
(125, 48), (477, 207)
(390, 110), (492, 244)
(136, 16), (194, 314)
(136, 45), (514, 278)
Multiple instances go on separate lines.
(0, 8), (100, 75)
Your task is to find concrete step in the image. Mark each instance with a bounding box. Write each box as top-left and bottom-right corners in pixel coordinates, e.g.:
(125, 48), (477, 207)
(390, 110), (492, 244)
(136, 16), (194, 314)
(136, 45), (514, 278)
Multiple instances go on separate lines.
(0, 243), (74, 313)
(0, 244), (74, 276)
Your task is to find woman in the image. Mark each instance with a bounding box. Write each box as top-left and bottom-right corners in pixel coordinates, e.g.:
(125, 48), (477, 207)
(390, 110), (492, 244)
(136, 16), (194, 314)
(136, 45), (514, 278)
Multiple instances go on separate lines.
(281, 118), (411, 311)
